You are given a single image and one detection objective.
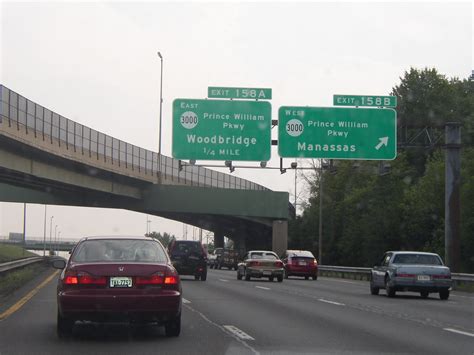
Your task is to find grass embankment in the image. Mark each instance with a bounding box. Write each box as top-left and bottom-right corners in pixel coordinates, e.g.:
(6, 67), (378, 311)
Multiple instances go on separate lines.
(0, 243), (48, 298)
(0, 243), (38, 263)
(0, 263), (49, 297)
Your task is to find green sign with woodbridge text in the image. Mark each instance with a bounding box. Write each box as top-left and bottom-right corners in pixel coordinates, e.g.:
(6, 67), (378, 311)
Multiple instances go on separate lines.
(172, 99), (272, 161)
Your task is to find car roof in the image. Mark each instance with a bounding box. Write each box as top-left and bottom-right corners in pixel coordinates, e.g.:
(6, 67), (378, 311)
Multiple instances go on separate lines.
(173, 240), (201, 244)
(78, 235), (154, 242)
(248, 250), (277, 254)
(387, 251), (440, 256)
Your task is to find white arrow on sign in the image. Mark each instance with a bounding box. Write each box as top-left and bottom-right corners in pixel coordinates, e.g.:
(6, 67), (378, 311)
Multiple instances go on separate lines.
(375, 137), (389, 150)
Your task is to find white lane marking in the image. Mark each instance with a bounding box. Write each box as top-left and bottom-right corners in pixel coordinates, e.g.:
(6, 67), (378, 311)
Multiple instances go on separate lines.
(219, 279), (229, 282)
(223, 325), (255, 340)
(255, 286), (271, 290)
(318, 298), (345, 306)
(184, 304), (259, 355)
(443, 328), (474, 338)
(182, 298), (191, 304)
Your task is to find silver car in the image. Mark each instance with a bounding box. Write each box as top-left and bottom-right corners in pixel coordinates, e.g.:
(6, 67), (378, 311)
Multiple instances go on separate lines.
(237, 250), (284, 282)
(370, 251), (452, 300)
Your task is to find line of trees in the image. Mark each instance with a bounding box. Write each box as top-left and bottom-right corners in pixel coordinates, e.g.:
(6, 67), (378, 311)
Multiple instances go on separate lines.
(289, 68), (474, 272)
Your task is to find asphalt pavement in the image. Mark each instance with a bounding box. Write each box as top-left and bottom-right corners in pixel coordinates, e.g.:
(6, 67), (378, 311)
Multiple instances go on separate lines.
(0, 267), (472, 354)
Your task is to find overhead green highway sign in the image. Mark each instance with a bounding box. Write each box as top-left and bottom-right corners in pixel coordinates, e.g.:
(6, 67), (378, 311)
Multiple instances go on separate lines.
(173, 99), (272, 161)
(333, 95), (397, 108)
(208, 87), (272, 100)
(278, 106), (397, 160)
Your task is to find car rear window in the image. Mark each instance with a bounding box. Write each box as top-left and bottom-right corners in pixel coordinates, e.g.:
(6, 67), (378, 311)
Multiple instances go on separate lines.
(289, 251), (314, 258)
(392, 254), (442, 265)
(171, 242), (202, 255)
(72, 239), (168, 263)
(250, 252), (278, 260)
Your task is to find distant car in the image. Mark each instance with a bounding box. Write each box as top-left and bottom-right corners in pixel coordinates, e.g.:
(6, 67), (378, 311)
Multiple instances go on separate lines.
(282, 250), (318, 280)
(167, 240), (207, 281)
(237, 250), (284, 282)
(218, 249), (239, 270)
(52, 236), (182, 338)
(370, 251), (452, 300)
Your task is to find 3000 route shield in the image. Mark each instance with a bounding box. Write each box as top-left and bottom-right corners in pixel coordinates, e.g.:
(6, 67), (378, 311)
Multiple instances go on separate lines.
(173, 99), (272, 161)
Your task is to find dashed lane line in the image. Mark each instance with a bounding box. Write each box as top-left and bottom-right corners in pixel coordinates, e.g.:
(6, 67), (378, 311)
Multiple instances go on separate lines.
(183, 298), (191, 304)
(183, 304), (260, 355)
(223, 325), (255, 340)
(318, 298), (345, 306)
(219, 279), (229, 282)
(255, 286), (271, 290)
(443, 328), (474, 338)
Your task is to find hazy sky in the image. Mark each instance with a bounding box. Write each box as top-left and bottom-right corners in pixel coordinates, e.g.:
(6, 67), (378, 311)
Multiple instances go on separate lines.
(0, 1), (472, 241)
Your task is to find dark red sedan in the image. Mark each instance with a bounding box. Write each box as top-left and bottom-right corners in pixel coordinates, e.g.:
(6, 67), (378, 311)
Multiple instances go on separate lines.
(282, 250), (318, 280)
(52, 236), (182, 337)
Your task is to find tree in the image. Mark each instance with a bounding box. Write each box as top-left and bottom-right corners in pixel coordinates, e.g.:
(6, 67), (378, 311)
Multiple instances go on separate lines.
(145, 231), (175, 247)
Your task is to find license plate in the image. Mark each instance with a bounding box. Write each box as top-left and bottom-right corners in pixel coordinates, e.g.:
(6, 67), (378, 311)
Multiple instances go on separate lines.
(417, 275), (430, 281)
(263, 270), (272, 276)
(298, 261), (306, 266)
(110, 277), (132, 288)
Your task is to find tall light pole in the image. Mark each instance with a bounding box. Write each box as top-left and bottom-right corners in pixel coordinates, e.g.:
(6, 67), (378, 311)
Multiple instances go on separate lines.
(157, 51), (163, 183)
(54, 224), (58, 255)
(57, 231), (61, 254)
(318, 159), (324, 265)
(22, 203), (27, 256)
(43, 205), (47, 257)
(146, 215), (151, 235)
(49, 216), (54, 255)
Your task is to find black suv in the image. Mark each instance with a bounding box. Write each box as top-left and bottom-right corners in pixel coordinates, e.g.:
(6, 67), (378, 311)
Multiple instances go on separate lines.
(167, 240), (207, 281)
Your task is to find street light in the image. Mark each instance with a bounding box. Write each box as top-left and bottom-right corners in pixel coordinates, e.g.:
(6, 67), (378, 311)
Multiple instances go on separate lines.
(43, 205), (47, 257)
(54, 225), (58, 255)
(318, 159), (324, 265)
(157, 51), (164, 183)
(49, 216), (54, 255)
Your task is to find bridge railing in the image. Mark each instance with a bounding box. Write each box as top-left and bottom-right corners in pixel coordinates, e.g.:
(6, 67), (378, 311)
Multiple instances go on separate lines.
(0, 85), (268, 191)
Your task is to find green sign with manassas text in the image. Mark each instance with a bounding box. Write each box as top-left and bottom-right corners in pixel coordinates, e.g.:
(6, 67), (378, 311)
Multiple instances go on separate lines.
(208, 87), (272, 100)
(278, 106), (397, 160)
(173, 99), (271, 161)
(333, 95), (397, 108)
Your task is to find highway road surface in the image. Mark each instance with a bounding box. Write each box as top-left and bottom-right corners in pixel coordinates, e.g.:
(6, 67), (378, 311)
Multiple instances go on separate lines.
(0, 268), (472, 354)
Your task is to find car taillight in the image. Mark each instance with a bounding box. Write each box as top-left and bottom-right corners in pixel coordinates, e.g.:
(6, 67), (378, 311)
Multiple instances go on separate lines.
(432, 274), (451, 279)
(275, 261), (283, 268)
(308, 259), (316, 266)
(64, 272), (78, 285)
(164, 276), (178, 284)
(396, 273), (416, 278)
(249, 261), (261, 267)
(136, 274), (164, 285)
(64, 271), (106, 285)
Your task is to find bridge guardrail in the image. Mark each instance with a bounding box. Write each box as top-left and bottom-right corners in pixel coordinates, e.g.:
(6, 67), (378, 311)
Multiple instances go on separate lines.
(0, 257), (44, 275)
(0, 85), (268, 191)
(318, 265), (474, 291)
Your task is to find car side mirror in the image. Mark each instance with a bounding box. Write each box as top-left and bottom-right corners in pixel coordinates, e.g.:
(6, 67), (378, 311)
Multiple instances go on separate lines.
(52, 259), (66, 269)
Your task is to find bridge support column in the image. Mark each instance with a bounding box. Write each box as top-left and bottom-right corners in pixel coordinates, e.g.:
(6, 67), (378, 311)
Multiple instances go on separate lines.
(214, 231), (224, 249)
(233, 237), (246, 258)
(272, 220), (287, 257)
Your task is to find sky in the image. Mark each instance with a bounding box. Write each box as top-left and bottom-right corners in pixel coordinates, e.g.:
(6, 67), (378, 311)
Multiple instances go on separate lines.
(0, 1), (472, 242)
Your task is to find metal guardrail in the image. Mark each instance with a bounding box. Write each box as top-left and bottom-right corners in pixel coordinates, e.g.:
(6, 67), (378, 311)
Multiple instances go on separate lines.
(0, 85), (269, 191)
(0, 257), (43, 275)
(318, 265), (474, 284)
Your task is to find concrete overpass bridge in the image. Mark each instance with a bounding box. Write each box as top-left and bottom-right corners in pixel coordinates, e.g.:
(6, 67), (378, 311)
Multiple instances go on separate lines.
(0, 85), (291, 255)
